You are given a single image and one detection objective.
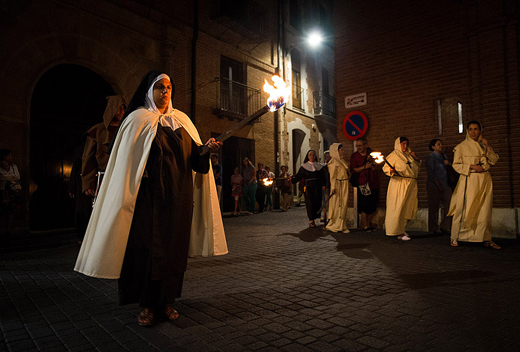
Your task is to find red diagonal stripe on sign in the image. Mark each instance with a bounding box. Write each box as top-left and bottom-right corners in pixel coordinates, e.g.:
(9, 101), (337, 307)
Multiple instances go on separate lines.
(346, 117), (363, 133)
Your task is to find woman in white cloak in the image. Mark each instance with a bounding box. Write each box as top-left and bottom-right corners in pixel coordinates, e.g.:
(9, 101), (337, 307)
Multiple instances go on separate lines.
(383, 137), (421, 241)
(74, 70), (227, 326)
(447, 120), (500, 249)
(326, 143), (350, 233)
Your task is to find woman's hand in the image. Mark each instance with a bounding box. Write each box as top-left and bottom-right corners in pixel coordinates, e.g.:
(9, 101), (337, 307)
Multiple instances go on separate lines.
(205, 138), (222, 152)
(470, 164), (485, 173)
(331, 189), (337, 194)
(410, 151), (420, 161)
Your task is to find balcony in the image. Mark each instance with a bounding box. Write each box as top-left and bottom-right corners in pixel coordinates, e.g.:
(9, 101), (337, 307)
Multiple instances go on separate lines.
(313, 91), (336, 119)
(213, 77), (264, 120)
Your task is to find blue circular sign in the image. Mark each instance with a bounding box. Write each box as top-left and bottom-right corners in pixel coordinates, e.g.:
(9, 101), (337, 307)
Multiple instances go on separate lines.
(342, 111), (368, 141)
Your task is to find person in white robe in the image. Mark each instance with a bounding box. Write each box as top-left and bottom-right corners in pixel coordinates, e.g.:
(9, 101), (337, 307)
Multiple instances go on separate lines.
(74, 70), (227, 326)
(447, 120), (500, 249)
(326, 143), (350, 233)
(383, 137), (421, 240)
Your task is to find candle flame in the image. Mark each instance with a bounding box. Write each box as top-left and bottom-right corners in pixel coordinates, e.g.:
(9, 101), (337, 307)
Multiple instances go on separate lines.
(263, 75), (291, 112)
(370, 152), (385, 164)
(262, 178), (274, 186)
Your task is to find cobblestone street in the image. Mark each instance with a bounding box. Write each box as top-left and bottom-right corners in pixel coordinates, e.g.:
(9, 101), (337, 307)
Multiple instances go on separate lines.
(1, 206), (519, 351)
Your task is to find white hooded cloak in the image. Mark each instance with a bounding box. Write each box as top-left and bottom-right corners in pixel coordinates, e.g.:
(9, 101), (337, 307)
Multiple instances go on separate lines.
(383, 137), (420, 236)
(74, 103), (227, 279)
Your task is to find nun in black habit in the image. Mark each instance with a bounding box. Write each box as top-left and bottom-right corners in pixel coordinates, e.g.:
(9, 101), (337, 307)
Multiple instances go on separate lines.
(291, 150), (326, 227)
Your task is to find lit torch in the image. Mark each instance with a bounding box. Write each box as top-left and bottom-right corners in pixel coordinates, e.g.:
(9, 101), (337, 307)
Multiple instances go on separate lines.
(370, 151), (401, 177)
(199, 75), (291, 155)
(262, 178), (274, 187)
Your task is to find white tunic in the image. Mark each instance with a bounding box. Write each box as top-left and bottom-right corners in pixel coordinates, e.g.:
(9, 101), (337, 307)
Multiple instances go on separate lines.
(383, 138), (420, 236)
(447, 133), (499, 242)
(326, 143), (350, 233)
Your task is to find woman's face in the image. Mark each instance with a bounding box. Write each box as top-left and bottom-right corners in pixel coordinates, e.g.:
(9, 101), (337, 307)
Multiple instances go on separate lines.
(467, 124), (481, 141)
(153, 78), (172, 110)
(308, 151), (316, 162)
(433, 140), (443, 153)
(339, 146), (348, 159)
(400, 141), (409, 152)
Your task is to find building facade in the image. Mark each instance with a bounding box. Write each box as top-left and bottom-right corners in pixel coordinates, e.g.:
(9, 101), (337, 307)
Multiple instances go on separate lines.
(0, 0), (336, 232)
(334, 0), (519, 237)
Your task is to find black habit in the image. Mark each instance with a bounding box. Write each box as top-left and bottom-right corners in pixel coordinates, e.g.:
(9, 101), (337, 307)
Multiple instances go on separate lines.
(292, 166), (326, 221)
(118, 125), (209, 308)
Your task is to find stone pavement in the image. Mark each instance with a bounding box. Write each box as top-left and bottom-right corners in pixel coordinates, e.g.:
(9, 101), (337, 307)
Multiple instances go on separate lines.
(1, 206), (519, 352)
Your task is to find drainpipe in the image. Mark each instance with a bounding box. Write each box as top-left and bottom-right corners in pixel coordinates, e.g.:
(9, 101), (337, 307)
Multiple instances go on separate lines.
(190, 0), (199, 123)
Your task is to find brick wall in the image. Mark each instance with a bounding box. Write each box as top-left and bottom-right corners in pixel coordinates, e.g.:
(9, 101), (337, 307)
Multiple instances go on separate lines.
(334, 0), (520, 209)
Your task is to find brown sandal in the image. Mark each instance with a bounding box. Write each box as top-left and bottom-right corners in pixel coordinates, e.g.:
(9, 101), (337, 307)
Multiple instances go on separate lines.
(484, 241), (501, 250)
(309, 221), (317, 228)
(164, 305), (180, 321)
(138, 308), (155, 326)
(450, 239), (458, 247)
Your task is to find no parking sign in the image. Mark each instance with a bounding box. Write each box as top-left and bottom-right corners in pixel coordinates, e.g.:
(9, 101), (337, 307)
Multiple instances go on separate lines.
(342, 111), (368, 141)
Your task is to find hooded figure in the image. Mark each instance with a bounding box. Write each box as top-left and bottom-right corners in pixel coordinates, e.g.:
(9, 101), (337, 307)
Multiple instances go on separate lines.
(382, 137), (420, 240)
(291, 150), (326, 227)
(74, 70), (227, 326)
(325, 143), (350, 233)
(447, 121), (499, 248)
(82, 95), (126, 193)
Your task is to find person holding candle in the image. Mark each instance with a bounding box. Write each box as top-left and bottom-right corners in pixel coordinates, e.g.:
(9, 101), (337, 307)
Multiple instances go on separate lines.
(383, 137), (421, 241)
(326, 143), (351, 233)
(291, 150), (326, 228)
(75, 70), (227, 326)
(447, 121), (500, 249)
(277, 165), (292, 211)
(256, 163), (269, 213)
(350, 137), (381, 232)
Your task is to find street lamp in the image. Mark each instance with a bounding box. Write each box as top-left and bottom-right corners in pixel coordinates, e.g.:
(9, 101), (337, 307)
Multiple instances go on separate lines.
(306, 31), (324, 49)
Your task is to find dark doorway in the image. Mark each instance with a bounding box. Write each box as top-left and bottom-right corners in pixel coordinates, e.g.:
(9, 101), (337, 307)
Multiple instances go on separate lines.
(212, 134), (255, 213)
(30, 64), (115, 230)
(292, 128), (306, 200)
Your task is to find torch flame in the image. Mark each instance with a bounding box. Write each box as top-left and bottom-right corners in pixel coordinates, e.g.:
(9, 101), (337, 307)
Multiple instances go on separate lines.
(370, 152), (385, 164)
(262, 178), (274, 186)
(263, 75), (291, 112)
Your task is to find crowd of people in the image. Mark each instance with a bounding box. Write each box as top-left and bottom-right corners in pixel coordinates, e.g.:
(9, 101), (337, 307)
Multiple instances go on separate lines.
(1, 67), (502, 328)
(228, 121), (501, 252)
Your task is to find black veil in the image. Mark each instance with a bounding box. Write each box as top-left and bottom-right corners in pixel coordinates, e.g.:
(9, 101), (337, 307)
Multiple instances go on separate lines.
(303, 150), (317, 163)
(122, 70), (176, 122)
(108, 70), (176, 153)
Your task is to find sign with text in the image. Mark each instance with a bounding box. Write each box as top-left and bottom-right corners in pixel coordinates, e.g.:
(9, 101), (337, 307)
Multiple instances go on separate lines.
(342, 111), (368, 141)
(345, 92), (367, 108)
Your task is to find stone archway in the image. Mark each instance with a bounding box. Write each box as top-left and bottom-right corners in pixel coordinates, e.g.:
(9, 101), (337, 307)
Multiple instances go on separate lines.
(29, 64), (115, 230)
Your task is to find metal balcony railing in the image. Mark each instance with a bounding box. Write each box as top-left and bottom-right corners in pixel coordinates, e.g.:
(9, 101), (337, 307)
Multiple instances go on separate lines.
(214, 77), (264, 119)
(313, 91), (336, 118)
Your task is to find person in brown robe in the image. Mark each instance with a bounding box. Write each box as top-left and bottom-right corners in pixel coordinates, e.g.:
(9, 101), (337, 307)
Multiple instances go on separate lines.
(81, 95), (126, 195)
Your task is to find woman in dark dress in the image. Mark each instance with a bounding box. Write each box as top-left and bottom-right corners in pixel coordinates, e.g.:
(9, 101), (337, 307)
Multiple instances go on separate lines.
(292, 150), (326, 228)
(115, 71), (221, 326)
